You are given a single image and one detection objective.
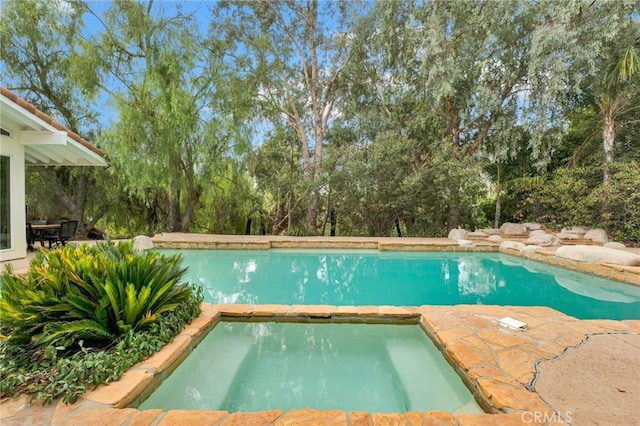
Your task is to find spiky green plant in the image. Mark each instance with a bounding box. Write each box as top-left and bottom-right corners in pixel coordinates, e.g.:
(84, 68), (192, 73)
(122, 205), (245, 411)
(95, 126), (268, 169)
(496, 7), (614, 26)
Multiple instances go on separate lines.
(0, 241), (193, 348)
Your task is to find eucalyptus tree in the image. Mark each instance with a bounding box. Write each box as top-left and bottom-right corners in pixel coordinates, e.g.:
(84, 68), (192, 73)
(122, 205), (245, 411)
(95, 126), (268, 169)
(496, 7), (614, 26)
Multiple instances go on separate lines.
(211, 0), (363, 231)
(0, 0), (108, 235)
(248, 126), (303, 234)
(80, 1), (251, 233)
(325, 8), (458, 236)
(326, 129), (419, 236)
(372, 0), (629, 230)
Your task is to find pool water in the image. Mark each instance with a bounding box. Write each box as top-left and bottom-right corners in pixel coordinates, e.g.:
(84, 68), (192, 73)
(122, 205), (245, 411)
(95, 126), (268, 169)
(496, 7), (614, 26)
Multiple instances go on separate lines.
(138, 322), (483, 413)
(168, 249), (640, 320)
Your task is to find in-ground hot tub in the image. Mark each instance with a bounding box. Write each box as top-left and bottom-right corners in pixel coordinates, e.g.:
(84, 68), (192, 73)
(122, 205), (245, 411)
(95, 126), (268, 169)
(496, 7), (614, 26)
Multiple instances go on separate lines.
(138, 321), (483, 413)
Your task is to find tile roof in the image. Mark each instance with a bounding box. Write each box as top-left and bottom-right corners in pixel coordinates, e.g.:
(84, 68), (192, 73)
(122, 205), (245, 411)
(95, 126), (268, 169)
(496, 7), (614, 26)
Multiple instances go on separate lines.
(0, 86), (105, 157)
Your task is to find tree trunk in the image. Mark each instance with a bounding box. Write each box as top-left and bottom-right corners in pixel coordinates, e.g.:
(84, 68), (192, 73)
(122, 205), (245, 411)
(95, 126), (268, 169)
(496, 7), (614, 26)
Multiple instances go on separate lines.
(273, 202), (286, 234)
(395, 218), (402, 237)
(445, 97), (462, 230)
(447, 189), (460, 231)
(45, 169), (89, 236)
(179, 190), (200, 232)
(287, 191), (294, 232)
(494, 164), (501, 229)
(494, 185), (501, 230)
(602, 111), (615, 185)
(63, 176), (86, 237)
(447, 202), (460, 231)
(320, 194), (331, 235)
(306, 196), (318, 231)
(72, 172), (90, 236)
(168, 182), (181, 232)
(86, 206), (107, 231)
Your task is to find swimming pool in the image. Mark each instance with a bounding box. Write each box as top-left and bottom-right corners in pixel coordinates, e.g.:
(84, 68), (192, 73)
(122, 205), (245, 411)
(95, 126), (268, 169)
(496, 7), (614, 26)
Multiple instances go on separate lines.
(167, 249), (640, 320)
(138, 321), (483, 413)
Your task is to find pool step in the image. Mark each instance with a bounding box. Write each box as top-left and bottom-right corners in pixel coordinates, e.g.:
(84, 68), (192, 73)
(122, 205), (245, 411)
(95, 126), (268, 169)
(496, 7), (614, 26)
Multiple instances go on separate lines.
(207, 336), (252, 408)
(385, 338), (483, 413)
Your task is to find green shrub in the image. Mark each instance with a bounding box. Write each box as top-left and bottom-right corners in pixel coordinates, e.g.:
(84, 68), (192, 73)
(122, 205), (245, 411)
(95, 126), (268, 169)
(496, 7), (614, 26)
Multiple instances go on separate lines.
(0, 240), (193, 348)
(0, 284), (202, 404)
(523, 167), (598, 225)
(594, 161), (640, 245)
(523, 161), (640, 245)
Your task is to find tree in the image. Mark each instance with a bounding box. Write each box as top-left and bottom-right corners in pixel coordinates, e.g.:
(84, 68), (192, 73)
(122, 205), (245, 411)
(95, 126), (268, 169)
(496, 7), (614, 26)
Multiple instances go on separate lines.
(212, 0), (361, 231)
(326, 131), (416, 236)
(600, 42), (640, 184)
(79, 1), (251, 233)
(248, 126), (303, 234)
(372, 0), (631, 230)
(0, 0), (108, 236)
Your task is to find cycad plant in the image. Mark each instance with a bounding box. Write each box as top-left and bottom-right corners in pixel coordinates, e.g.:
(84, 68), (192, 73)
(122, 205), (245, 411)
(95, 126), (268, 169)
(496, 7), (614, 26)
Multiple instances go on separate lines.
(0, 241), (193, 348)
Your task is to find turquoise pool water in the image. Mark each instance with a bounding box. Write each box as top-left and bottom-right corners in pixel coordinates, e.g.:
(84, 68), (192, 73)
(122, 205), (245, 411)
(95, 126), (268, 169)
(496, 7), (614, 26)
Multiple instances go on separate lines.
(138, 322), (483, 413)
(168, 249), (640, 320)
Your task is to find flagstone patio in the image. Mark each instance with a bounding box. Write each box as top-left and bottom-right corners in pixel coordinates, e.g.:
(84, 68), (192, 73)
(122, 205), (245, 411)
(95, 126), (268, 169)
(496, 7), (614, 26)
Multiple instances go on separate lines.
(1, 235), (639, 425)
(2, 303), (638, 425)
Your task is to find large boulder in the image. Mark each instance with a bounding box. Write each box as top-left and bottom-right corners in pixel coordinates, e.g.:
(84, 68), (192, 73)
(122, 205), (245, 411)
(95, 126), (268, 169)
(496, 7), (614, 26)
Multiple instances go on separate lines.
(469, 230), (488, 238)
(526, 233), (558, 246)
(483, 228), (502, 235)
(523, 245), (543, 253)
(529, 229), (547, 237)
(487, 235), (503, 242)
(499, 241), (526, 252)
(604, 242), (626, 249)
(133, 235), (154, 251)
(448, 228), (469, 240)
(557, 229), (581, 240)
(566, 226), (589, 234)
(555, 245), (640, 266)
(500, 222), (528, 235)
(523, 222), (543, 231)
(584, 228), (609, 244)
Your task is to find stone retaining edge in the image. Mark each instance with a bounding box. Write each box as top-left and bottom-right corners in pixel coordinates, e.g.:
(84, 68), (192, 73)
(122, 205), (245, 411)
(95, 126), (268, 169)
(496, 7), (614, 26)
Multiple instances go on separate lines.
(153, 239), (639, 285)
(501, 247), (640, 286)
(60, 304), (577, 425)
(22, 302), (637, 425)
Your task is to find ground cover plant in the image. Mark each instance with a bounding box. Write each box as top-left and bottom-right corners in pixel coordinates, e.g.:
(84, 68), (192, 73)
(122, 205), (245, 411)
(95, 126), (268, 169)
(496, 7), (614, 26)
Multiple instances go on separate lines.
(0, 241), (203, 404)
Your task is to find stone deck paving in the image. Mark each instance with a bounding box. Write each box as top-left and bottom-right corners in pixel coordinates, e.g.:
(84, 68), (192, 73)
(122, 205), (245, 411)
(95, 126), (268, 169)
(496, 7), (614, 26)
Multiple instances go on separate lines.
(2, 303), (638, 425)
(2, 235), (640, 425)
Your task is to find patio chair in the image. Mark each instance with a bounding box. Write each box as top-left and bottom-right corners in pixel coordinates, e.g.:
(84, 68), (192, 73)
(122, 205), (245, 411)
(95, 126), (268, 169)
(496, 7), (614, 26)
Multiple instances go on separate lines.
(26, 223), (35, 251)
(42, 226), (61, 249)
(40, 219), (64, 248)
(28, 220), (46, 247)
(43, 220), (78, 248)
(58, 220), (78, 246)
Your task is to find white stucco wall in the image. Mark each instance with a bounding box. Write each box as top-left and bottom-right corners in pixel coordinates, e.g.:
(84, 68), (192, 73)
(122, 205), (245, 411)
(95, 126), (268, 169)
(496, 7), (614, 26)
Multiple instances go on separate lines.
(0, 133), (27, 261)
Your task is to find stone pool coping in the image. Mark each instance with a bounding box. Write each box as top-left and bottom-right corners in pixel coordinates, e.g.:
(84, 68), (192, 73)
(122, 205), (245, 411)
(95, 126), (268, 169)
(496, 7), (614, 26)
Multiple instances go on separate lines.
(3, 234), (638, 285)
(151, 233), (640, 286)
(2, 235), (639, 424)
(4, 303), (638, 425)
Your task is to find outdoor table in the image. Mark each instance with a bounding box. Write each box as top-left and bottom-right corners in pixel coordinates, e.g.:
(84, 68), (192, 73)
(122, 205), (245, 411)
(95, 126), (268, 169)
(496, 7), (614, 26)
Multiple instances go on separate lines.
(30, 223), (62, 248)
(31, 224), (62, 231)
